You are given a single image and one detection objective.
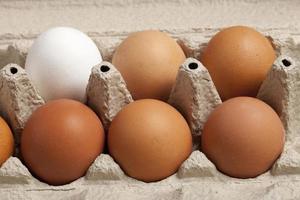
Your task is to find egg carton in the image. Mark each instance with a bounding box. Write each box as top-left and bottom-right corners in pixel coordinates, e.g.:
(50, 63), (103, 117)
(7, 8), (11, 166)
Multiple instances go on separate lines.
(0, 36), (300, 200)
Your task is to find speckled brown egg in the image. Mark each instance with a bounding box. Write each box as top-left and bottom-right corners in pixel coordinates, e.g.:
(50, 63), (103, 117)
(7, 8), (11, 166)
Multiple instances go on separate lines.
(108, 99), (192, 182)
(21, 99), (105, 185)
(112, 30), (186, 101)
(201, 97), (285, 178)
(200, 26), (276, 100)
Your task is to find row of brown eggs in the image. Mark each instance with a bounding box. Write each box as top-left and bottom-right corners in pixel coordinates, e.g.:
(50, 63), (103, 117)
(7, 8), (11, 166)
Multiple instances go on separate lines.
(0, 26), (285, 186)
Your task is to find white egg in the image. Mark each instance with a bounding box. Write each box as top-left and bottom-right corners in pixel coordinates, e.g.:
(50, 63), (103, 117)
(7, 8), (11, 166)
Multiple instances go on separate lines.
(25, 27), (102, 102)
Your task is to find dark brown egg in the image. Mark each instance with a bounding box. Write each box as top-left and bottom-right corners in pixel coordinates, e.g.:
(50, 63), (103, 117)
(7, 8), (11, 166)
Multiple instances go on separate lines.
(108, 99), (192, 182)
(21, 99), (105, 185)
(201, 97), (285, 178)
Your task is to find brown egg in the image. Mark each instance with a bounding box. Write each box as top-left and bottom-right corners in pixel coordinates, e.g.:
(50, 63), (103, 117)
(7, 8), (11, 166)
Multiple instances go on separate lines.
(200, 26), (276, 100)
(108, 99), (192, 182)
(201, 97), (285, 178)
(112, 30), (186, 101)
(0, 117), (14, 166)
(21, 99), (105, 185)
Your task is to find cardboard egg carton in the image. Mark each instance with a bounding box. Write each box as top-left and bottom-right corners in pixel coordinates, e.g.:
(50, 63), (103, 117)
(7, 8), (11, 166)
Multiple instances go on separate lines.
(0, 34), (300, 200)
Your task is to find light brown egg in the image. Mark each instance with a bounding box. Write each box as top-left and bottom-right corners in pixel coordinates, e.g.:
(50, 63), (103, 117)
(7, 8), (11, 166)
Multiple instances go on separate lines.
(201, 97), (285, 178)
(200, 26), (276, 100)
(108, 99), (192, 182)
(112, 30), (186, 101)
(21, 99), (105, 185)
(0, 117), (14, 166)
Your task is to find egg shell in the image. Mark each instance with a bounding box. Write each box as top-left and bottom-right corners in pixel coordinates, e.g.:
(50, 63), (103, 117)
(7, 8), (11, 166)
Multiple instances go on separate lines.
(25, 27), (102, 102)
(0, 117), (14, 166)
(201, 97), (285, 178)
(200, 26), (276, 100)
(20, 99), (105, 185)
(108, 99), (192, 182)
(112, 30), (186, 101)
